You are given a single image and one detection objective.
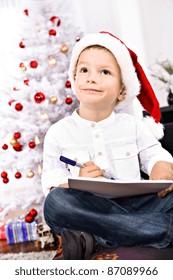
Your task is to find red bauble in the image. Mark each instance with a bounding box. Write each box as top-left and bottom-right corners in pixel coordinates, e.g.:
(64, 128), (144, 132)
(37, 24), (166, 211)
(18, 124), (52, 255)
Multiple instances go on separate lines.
(29, 208), (38, 217)
(65, 97), (73, 105)
(15, 103), (23, 111)
(50, 16), (61, 26)
(8, 99), (15, 106)
(34, 92), (46, 104)
(65, 80), (71, 88)
(1, 171), (8, 178)
(15, 172), (22, 179)
(2, 144), (8, 150)
(14, 132), (21, 139)
(30, 60), (38, 68)
(25, 214), (34, 223)
(49, 29), (56, 36)
(29, 141), (36, 149)
(24, 79), (29, 85)
(19, 41), (25, 48)
(13, 87), (20, 91)
(13, 143), (23, 152)
(3, 178), (9, 184)
(24, 9), (29, 16)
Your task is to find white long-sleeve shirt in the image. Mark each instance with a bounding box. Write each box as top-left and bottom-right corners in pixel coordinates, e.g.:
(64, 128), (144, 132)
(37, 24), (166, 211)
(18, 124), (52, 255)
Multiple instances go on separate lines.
(42, 110), (173, 196)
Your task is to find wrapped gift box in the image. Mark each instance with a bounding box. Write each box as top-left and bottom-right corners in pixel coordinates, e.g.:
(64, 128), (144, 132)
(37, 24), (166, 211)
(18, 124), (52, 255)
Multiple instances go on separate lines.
(0, 222), (6, 240)
(5, 218), (38, 244)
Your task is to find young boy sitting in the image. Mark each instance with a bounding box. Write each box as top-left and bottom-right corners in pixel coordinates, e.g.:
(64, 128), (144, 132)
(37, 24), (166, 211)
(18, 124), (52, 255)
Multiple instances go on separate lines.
(42, 31), (173, 260)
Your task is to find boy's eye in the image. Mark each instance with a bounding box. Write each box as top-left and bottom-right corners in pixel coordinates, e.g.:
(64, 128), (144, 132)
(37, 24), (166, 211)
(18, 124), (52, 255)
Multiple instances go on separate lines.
(101, 69), (111, 75)
(80, 67), (88, 73)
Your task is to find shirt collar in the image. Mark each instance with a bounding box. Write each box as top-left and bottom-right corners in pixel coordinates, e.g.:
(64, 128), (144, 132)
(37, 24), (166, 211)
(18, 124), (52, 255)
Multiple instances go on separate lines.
(72, 108), (116, 128)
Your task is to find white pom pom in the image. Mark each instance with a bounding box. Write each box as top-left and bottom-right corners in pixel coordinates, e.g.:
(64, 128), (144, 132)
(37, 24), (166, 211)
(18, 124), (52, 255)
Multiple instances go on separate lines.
(144, 116), (164, 140)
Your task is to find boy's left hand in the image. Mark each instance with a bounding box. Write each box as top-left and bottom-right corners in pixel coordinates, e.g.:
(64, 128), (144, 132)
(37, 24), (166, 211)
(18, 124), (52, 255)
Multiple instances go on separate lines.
(149, 161), (173, 197)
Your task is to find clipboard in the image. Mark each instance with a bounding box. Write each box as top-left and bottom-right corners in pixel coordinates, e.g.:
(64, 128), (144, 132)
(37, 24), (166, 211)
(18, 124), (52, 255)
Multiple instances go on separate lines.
(68, 177), (173, 198)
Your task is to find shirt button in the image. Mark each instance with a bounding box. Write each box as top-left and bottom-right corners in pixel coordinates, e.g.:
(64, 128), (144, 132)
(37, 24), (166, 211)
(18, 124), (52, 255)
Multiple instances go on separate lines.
(91, 123), (95, 127)
(126, 152), (131, 157)
(95, 133), (99, 138)
(98, 151), (102, 156)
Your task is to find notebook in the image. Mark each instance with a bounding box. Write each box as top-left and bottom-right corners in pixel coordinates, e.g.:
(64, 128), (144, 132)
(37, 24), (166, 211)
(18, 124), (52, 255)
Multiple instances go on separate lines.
(68, 177), (173, 198)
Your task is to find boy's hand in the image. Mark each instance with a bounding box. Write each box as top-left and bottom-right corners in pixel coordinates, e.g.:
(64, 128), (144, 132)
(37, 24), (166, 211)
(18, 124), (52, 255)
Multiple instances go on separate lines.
(149, 161), (173, 197)
(79, 161), (103, 178)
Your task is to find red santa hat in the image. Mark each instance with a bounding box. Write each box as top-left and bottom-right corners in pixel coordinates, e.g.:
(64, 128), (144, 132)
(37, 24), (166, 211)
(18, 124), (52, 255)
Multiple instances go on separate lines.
(69, 31), (164, 139)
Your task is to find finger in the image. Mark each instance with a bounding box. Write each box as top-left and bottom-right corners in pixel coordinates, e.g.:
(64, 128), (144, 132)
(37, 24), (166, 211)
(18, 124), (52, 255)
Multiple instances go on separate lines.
(83, 161), (94, 167)
(88, 169), (103, 178)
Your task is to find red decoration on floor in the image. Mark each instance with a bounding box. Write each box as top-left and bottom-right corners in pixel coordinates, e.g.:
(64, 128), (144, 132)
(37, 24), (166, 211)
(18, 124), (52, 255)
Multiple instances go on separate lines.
(29, 208), (38, 218)
(25, 208), (38, 223)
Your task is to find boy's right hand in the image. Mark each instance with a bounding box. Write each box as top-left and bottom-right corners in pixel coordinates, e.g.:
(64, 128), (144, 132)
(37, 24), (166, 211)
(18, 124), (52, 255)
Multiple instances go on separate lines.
(79, 161), (103, 178)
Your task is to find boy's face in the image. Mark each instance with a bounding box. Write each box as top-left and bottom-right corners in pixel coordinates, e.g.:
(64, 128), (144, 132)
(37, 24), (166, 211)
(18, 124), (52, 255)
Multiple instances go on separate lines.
(74, 46), (124, 112)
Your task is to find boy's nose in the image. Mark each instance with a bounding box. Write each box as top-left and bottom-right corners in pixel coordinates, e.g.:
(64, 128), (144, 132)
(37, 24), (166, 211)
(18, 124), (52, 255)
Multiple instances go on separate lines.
(87, 72), (97, 83)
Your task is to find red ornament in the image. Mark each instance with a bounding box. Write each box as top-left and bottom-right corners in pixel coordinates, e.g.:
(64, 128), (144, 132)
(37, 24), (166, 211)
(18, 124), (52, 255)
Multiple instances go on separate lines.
(15, 103), (23, 111)
(30, 60), (38, 68)
(49, 29), (56, 36)
(13, 143), (23, 152)
(65, 97), (73, 105)
(24, 79), (29, 85)
(50, 16), (61, 26)
(19, 41), (25, 48)
(13, 87), (20, 91)
(34, 92), (46, 104)
(29, 208), (38, 217)
(1, 171), (8, 178)
(24, 9), (29, 16)
(76, 37), (80, 42)
(2, 144), (8, 150)
(29, 141), (36, 149)
(8, 99), (15, 106)
(65, 80), (71, 88)
(25, 214), (34, 223)
(15, 172), (22, 179)
(14, 132), (21, 139)
(3, 178), (9, 184)
(19, 62), (26, 71)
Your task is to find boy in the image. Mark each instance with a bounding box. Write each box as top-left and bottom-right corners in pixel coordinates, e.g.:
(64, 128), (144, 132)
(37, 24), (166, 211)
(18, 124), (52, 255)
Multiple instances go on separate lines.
(42, 32), (173, 260)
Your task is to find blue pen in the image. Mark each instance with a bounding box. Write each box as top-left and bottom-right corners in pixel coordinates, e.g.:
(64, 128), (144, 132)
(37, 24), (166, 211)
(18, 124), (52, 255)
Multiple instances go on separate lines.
(59, 155), (115, 180)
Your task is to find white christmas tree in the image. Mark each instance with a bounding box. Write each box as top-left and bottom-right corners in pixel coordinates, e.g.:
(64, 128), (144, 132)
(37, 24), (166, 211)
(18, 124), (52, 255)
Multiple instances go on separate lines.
(0, 0), (81, 219)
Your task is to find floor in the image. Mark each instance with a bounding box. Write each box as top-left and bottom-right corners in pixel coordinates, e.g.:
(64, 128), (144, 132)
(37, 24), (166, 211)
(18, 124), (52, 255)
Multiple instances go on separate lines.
(0, 239), (56, 254)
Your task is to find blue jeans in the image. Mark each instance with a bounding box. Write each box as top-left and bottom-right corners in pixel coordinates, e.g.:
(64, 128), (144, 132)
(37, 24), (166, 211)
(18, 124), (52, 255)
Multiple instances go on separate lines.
(44, 188), (173, 249)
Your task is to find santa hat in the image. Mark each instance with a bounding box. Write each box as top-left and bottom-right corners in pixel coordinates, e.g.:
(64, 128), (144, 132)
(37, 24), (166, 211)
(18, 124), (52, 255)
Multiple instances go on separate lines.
(69, 31), (164, 139)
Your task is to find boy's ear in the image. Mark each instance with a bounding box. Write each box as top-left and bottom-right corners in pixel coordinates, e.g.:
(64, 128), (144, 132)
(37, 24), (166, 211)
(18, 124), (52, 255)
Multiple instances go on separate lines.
(117, 86), (126, 101)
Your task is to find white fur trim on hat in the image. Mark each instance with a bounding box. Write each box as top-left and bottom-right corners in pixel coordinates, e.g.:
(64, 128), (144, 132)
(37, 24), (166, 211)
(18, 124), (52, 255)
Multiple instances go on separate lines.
(69, 33), (140, 111)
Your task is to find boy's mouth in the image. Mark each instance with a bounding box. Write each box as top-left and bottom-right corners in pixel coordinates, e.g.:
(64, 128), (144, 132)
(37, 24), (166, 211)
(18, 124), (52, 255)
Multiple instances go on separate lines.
(82, 88), (102, 93)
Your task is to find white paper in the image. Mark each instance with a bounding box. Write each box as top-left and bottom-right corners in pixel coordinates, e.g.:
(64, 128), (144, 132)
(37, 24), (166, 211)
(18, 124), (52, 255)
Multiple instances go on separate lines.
(68, 177), (173, 198)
